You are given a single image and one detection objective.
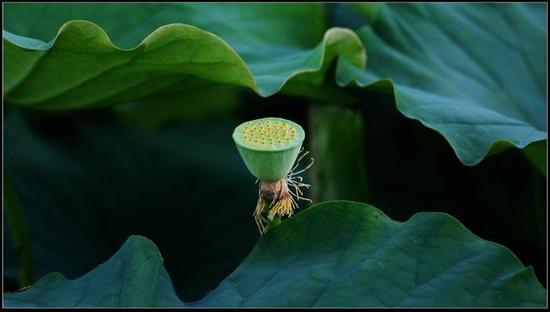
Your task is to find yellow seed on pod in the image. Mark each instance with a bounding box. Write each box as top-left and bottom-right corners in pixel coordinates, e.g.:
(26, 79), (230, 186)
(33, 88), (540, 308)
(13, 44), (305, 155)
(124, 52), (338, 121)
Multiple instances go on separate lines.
(235, 118), (303, 150)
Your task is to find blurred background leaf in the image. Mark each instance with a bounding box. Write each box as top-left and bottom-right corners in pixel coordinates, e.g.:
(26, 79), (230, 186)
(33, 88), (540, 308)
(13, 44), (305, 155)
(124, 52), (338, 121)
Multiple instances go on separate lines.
(3, 172), (35, 288)
(114, 78), (243, 129)
(309, 105), (368, 202)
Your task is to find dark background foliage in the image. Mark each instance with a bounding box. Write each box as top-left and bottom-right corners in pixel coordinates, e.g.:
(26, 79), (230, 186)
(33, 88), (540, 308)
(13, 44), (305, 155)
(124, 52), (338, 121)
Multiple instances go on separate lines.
(4, 86), (546, 300)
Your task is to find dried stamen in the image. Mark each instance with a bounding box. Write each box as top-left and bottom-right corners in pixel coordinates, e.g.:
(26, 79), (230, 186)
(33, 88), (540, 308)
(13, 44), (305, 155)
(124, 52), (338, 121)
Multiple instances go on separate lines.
(253, 149), (315, 235)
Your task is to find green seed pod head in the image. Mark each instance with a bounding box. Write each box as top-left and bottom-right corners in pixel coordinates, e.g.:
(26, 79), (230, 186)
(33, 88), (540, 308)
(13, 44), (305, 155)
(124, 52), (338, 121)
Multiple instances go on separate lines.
(233, 117), (305, 181)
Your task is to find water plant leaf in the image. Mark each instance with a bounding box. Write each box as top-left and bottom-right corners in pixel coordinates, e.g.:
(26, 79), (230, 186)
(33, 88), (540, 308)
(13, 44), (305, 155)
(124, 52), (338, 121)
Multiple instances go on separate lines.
(3, 3), (364, 109)
(335, 3), (547, 166)
(4, 236), (185, 307)
(5, 201), (546, 307)
(4, 3), (546, 167)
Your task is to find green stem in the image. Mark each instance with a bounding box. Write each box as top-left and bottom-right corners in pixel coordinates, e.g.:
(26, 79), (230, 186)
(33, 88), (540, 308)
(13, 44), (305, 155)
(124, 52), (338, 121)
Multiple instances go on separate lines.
(4, 172), (35, 287)
(267, 215), (282, 230)
(309, 104), (369, 202)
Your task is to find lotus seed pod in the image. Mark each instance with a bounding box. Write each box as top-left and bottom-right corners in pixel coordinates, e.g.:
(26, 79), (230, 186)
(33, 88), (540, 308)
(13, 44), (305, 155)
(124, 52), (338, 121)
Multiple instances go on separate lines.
(232, 117), (305, 181)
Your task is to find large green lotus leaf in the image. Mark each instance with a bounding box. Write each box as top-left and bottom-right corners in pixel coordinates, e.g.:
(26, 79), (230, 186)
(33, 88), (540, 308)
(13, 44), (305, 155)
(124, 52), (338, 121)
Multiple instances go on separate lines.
(3, 3), (365, 109)
(335, 3), (547, 166)
(4, 201), (546, 307)
(4, 236), (185, 307)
